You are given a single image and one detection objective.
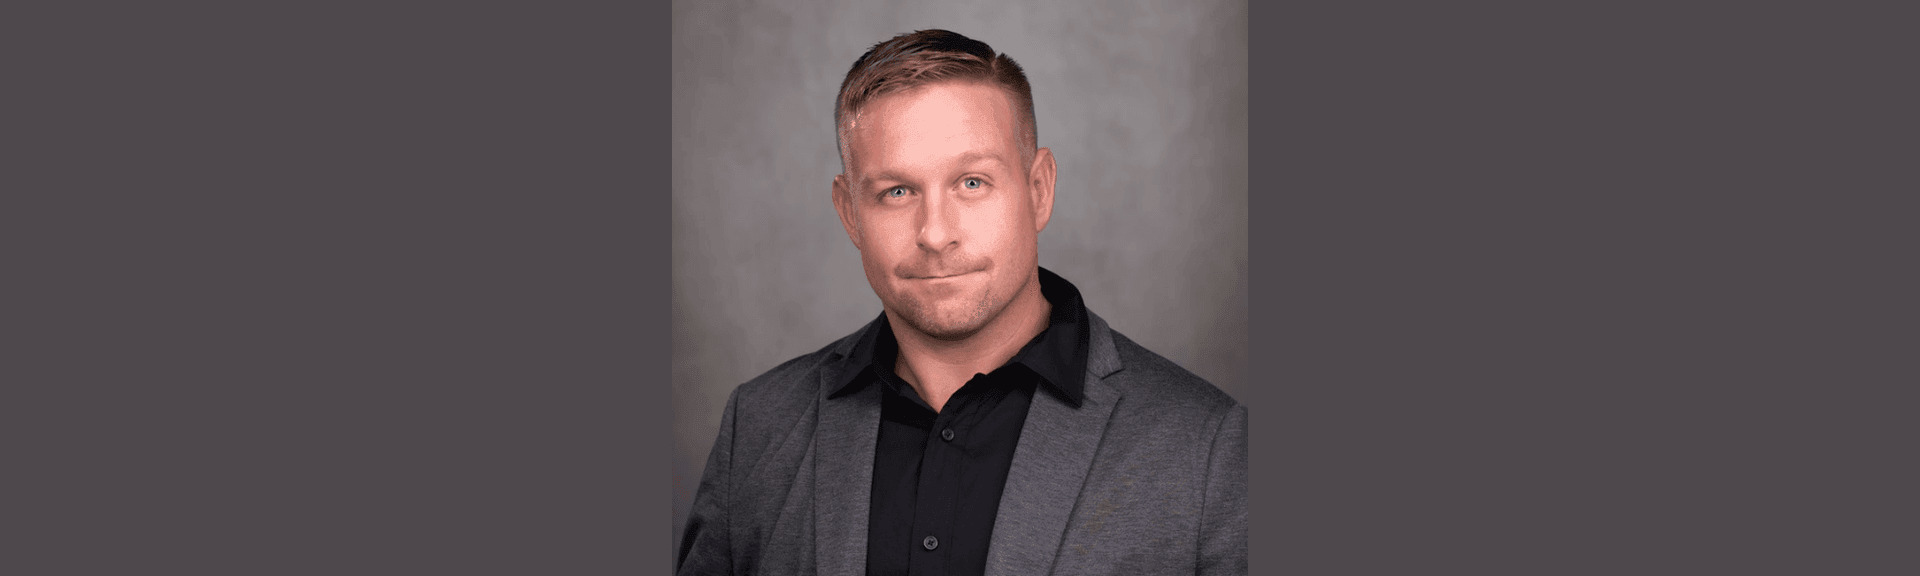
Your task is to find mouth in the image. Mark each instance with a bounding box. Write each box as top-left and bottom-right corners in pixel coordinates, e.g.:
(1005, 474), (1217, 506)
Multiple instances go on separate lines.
(906, 270), (982, 280)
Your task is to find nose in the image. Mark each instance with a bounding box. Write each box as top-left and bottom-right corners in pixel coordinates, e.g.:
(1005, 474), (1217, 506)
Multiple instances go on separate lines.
(915, 190), (959, 253)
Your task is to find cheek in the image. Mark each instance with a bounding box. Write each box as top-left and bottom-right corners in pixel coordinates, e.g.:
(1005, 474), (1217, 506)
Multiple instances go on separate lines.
(985, 198), (1036, 241)
(856, 213), (914, 260)
(863, 212), (907, 241)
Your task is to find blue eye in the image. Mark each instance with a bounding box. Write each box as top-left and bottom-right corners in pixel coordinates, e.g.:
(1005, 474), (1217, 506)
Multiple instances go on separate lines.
(963, 178), (982, 189)
(886, 187), (906, 198)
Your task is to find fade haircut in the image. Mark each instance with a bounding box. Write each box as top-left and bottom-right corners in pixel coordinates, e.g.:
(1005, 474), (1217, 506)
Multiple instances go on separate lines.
(834, 29), (1038, 174)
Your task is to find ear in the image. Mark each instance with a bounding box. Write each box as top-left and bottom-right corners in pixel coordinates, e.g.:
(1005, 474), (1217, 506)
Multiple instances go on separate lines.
(1028, 147), (1057, 233)
(832, 173), (863, 250)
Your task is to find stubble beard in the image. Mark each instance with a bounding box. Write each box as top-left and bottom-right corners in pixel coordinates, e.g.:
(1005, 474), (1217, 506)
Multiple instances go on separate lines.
(891, 284), (1002, 341)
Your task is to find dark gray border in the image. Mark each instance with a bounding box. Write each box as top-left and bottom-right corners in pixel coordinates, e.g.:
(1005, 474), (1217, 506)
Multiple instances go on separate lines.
(1268, 2), (1911, 574)
(1246, 3), (1277, 573)
(10, 2), (667, 573)
(11, 1), (1911, 574)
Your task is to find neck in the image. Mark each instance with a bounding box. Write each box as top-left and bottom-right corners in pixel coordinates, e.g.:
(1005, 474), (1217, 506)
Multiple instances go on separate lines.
(888, 270), (1049, 413)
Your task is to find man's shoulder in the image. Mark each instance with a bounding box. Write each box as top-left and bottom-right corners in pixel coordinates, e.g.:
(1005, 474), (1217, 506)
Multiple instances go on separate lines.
(1101, 324), (1241, 417)
(727, 323), (866, 413)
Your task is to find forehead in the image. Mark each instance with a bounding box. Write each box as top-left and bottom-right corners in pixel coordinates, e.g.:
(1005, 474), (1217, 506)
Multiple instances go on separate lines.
(845, 81), (1020, 177)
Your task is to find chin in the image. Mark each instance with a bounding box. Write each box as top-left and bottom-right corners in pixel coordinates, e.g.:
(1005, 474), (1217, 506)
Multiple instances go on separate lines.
(891, 291), (1000, 341)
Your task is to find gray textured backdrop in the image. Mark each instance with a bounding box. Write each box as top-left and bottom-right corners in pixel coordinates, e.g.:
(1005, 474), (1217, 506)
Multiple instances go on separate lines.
(672, 0), (1246, 555)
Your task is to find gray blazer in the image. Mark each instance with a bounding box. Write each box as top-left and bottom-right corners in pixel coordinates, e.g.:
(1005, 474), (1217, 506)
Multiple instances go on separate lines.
(677, 311), (1247, 575)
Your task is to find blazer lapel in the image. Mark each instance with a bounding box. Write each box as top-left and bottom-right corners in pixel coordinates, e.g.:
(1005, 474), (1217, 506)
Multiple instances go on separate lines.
(983, 312), (1126, 576)
(813, 356), (882, 576)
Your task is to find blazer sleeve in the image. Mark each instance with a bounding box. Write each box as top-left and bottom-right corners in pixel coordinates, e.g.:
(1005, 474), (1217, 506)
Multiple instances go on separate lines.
(1197, 404), (1248, 576)
(677, 387), (740, 576)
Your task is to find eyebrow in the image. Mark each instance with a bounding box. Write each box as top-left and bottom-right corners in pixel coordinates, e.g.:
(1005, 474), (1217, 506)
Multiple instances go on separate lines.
(861, 151), (1011, 190)
(953, 151), (1010, 171)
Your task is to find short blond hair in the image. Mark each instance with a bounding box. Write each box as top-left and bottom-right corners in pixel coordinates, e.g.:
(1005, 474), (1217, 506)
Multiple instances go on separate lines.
(834, 29), (1037, 171)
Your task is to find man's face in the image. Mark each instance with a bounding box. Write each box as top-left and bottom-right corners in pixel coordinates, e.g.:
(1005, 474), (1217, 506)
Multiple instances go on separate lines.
(833, 81), (1054, 341)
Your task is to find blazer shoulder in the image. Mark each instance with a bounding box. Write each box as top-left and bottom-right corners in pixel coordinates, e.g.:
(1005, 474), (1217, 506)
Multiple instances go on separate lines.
(728, 325), (864, 416)
(1106, 328), (1241, 416)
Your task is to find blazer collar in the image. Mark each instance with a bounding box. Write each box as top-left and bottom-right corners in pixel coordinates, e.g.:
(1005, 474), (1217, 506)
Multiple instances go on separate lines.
(814, 362), (883, 576)
(983, 310), (1124, 576)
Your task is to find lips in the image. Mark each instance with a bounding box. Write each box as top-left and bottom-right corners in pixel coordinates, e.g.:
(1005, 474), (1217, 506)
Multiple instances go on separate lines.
(909, 271), (979, 280)
(898, 259), (988, 280)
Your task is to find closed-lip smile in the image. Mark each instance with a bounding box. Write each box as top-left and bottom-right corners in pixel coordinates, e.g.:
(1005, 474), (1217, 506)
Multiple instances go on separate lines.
(910, 271), (980, 280)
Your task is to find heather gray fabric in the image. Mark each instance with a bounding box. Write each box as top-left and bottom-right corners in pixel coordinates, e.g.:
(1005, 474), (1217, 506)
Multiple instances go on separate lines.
(676, 311), (1247, 576)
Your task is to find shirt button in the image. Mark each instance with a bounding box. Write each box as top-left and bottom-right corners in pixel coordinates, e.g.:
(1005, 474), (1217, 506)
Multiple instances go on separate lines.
(941, 428), (955, 442)
(923, 535), (939, 550)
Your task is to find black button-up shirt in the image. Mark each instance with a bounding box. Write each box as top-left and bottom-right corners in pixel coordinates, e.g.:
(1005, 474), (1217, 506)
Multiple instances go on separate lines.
(830, 267), (1090, 576)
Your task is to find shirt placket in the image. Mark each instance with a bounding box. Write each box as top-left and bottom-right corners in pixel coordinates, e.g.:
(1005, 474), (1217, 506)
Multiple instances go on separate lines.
(905, 374), (987, 576)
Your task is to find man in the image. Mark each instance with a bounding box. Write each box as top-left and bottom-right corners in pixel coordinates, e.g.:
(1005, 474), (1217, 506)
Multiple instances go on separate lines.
(677, 30), (1246, 576)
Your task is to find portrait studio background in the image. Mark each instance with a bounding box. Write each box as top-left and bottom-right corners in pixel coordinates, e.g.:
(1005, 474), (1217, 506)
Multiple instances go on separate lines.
(672, 0), (1247, 555)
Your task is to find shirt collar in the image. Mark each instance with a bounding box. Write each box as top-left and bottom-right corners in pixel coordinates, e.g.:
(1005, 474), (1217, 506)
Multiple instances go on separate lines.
(829, 266), (1089, 408)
